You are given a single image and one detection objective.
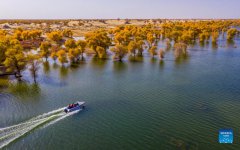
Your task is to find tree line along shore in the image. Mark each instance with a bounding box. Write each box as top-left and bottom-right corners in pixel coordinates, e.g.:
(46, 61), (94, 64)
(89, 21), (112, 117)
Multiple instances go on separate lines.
(0, 20), (240, 83)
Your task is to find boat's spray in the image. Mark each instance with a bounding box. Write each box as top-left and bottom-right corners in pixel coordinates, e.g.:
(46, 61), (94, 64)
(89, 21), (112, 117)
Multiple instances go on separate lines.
(0, 107), (81, 149)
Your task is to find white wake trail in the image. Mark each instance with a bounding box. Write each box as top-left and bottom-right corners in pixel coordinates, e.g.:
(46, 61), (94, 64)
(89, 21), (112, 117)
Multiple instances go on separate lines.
(0, 107), (65, 133)
(0, 107), (82, 149)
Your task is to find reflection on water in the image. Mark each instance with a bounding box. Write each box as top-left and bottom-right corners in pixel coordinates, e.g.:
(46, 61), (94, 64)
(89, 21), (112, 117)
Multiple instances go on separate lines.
(69, 63), (80, 70)
(212, 43), (218, 50)
(159, 60), (165, 69)
(0, 78), (10, 89)
(199, 42), (205, 48)
(8, 82), (41, 100)
(41, 76), (67, 87)
(128, 55), (144, 62)
(43, 61), (50, 74)
(206, 41), (210, 48)
(90, 56), (108, 69)
(150, 57), (158, 63)
(112, 62), (127, 73)
(52, 63), (59, 70)
(174, 55), (190, 66)
(1, 38), (240, 150)
(59, 66), (69, 79)
(190, 41), (197, 47)
(69, 63), (85, 75)
(227, 40), (235, 48)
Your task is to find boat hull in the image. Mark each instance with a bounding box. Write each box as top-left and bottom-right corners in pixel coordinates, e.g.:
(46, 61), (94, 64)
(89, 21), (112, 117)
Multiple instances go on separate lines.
(64, 101), (85, 113)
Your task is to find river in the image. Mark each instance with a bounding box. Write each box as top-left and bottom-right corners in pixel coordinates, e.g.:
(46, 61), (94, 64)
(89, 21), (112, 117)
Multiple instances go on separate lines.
(0, 38), (240, 150)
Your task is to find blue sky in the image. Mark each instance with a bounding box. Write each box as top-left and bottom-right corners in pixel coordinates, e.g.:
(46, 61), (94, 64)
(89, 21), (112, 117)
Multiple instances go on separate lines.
(0, 0), (239, 19)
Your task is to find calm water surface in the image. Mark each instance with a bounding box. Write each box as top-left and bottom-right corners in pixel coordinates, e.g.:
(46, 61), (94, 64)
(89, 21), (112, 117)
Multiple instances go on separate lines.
(0, 39), (240, 150)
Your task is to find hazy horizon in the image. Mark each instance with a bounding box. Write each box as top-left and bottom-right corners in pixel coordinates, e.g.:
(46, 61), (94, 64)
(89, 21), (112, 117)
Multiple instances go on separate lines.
(0, 0), (239, 19)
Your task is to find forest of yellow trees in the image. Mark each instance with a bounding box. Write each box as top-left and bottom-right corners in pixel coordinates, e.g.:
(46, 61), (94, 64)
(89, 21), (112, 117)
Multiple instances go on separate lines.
(0, 20), (240, 82)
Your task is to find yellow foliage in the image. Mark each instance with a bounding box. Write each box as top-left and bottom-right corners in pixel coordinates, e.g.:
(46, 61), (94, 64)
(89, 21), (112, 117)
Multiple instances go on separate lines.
(57, 49), (68, 65)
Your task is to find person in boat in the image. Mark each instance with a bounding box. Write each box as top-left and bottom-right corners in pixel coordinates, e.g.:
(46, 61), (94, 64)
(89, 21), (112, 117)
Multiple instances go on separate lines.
(68, 103), (79, 109)
(71, 104), (76, 108)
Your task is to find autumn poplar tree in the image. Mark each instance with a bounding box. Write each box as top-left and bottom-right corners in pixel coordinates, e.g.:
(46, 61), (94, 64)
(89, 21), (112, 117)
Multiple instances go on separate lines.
(85, 29), (111, 58)
(57, 49), (68, 66)
(76, 40), (87, 60)
(111, 44), (128, 62)
(28, 54), (41, 83)
(3, 41), (27, 80)
(40, 41), (51, 61)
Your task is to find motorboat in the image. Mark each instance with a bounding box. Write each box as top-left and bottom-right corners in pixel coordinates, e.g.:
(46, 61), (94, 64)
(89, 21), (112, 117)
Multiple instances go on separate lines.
(64, 101), (85, 113)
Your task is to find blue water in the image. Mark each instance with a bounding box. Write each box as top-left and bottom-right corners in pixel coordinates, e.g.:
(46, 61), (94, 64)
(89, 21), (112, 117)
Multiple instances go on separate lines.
(0, 39), (240, 150)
